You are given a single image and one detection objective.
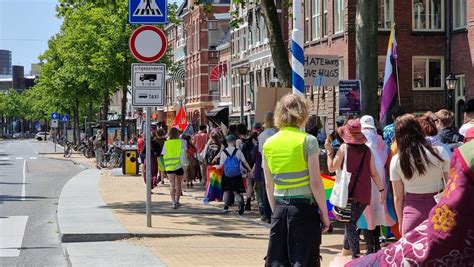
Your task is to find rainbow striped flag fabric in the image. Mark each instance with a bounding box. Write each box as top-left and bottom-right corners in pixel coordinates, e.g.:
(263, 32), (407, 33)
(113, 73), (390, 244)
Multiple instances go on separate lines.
(203, 166), (223, 204)
(321, 174), (336, 219)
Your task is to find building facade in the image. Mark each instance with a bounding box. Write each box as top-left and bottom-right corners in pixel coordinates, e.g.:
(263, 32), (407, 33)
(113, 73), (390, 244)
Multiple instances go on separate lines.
(230, 0), (289, 125)
(0, 50), (12, 79)
(301, 0), (471, 125)
(179, 0), (231, 127)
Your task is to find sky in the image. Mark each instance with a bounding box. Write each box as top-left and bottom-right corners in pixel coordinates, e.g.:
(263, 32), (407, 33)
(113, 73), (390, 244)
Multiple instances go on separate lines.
(0, 0), (62, 74)
(0, 0), (182, 75)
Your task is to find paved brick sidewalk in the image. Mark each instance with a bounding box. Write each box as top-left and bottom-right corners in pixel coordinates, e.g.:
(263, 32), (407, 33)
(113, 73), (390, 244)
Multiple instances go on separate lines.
(99, 170), (352, 266)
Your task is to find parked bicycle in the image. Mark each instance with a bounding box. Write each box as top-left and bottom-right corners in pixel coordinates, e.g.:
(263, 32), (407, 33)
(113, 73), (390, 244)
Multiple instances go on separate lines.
(63, 141), (74, 158)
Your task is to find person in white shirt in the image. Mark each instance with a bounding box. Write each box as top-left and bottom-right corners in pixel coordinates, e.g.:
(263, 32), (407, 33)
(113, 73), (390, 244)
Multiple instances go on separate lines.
(390, 114), (449, 236)
(459, 99), (474, 136)
(215, 135), (251, 214)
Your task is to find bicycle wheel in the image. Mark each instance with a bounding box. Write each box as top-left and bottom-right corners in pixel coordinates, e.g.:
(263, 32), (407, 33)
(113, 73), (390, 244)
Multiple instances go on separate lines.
(64, 147), (72, 158)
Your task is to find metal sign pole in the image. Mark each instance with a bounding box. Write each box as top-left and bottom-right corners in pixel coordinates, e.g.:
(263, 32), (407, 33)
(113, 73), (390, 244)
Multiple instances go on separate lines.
(145, 107), (152, 227)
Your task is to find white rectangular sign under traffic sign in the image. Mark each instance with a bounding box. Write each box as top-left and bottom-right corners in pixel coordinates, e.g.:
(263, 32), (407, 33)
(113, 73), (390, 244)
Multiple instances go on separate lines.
(131, 63), (166, 107)
(51, 119), (59, 128)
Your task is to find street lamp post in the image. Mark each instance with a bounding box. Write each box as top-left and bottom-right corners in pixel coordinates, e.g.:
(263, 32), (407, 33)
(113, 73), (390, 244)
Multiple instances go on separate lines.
(237, 66), (250, 124)
(445, 72), (457, 110)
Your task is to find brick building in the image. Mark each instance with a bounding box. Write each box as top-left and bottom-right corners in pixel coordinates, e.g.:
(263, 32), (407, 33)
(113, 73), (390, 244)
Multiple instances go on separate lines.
(301, 0), (471, 125)
(231, 0), (289, 125)
(178, 0), (231, 127)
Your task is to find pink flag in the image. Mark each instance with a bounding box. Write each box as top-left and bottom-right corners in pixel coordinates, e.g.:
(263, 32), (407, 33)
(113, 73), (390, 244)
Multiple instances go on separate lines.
(379, 27), (399, 127)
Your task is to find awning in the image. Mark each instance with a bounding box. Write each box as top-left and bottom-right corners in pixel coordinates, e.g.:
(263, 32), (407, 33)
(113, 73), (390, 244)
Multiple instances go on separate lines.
(209, 62), (228, 81)
(167, 65), (185, 81)
(206, 107), (229, 127)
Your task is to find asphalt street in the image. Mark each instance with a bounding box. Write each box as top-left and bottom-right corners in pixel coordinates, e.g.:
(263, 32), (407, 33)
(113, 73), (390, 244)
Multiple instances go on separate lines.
(0, 139), (81, 266)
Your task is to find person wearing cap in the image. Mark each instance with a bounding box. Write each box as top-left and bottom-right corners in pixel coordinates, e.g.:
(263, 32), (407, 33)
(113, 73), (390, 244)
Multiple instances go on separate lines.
(214, 134), (251, 214)
(459, 98), (474, 136)
(263, 94), (331, 266)
(358, 115), (396, 254)
(325, 119), (385, 259)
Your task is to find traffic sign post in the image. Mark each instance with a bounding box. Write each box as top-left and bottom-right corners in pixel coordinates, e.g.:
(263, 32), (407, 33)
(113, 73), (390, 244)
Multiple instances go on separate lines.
(129, 0), (168, 24)
(51, 112), (59, 120)
(129, 25), (167, 63)
(129, 0), (168, 229)
(60, 114), (70, 123)
(131, 63), (166, 107)
(51, 119), (59, 128)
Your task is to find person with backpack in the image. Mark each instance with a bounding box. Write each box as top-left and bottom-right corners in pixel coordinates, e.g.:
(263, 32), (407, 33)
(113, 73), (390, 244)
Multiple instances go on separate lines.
(215, 134), (252, 214)
(236, 123), (256, 211)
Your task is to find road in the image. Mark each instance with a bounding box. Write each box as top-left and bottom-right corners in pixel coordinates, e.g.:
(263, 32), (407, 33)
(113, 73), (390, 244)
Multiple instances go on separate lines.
(0, 139), (82, 266)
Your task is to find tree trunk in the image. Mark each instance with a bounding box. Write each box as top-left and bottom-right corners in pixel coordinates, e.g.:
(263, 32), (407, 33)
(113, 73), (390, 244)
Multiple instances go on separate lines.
(88, 101), (93, 137)
(260, 0), (292, 88)
(356, 0), (378, 119)
(73, 99), (80, 145)
(120, 84), (127, 142)
(102, 93), (109, 121)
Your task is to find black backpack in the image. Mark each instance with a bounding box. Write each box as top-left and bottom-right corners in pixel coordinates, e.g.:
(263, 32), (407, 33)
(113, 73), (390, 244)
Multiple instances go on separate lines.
(206, 141), (221, 165)
(240, 137), (255, 168)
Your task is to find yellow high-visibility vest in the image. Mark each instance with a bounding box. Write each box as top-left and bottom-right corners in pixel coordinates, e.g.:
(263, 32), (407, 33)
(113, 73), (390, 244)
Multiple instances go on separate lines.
(163, 139), (182, 171)
(263, 127), (310, 190)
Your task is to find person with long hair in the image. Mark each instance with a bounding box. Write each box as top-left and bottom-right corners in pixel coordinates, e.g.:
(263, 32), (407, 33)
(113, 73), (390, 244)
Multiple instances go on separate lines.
(182, 134), (198, 188)
(390, 114), (449, 235)
(263, 94), (331, 266)
(162, 127), (187, 209)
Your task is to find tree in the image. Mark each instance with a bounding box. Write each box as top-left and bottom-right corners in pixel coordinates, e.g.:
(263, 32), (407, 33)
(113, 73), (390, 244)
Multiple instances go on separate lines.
(356, 0), (378, 119)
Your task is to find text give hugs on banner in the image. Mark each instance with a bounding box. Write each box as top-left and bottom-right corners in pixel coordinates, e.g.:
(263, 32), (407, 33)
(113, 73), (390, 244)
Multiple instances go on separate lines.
(304, 55), (340, 87)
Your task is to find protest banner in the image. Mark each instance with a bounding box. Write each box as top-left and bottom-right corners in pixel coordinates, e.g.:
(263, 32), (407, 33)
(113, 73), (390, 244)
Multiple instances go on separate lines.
(304, 55), (340, 87)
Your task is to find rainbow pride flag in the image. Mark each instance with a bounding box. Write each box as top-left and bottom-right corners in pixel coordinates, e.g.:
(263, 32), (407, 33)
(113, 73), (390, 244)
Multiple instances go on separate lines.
(203, 166), (223, 204)
(321, 173), (336, 219)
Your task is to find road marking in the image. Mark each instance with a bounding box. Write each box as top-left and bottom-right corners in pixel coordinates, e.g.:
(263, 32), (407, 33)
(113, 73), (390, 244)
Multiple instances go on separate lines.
(16, 157), (23, 160)
(0, 157), (9, 161)
(22, 160), (26, 201)
(29, 157), (37, 160)
(28, 140), (39, 155)
(0, 216), (29, 257)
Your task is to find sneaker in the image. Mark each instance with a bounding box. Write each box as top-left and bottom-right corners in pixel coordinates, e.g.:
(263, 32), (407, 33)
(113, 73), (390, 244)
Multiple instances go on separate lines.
(172, 203), (177, 209)
(176, 202), (182, 207)
(223, 206), (229, 213)
(238, 201), (245, 215)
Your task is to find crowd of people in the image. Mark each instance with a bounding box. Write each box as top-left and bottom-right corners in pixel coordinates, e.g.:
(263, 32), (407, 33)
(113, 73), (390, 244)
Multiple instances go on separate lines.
(96, 95), (474, 266)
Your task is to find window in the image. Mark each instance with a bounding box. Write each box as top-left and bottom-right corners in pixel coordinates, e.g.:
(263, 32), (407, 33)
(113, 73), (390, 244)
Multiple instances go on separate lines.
(455, 74), (465, 98)
(305, 0), (310, 41)
(323, 0), (328, 37)
(312, 0), (321, 40)
(378, 56), (386, 87)
(453, 0), (467, 30)
(413, 0), (444, 31)
(334, 0), (344, 34)
(379, 0), (394, 30)
(412, 57), (444, 90)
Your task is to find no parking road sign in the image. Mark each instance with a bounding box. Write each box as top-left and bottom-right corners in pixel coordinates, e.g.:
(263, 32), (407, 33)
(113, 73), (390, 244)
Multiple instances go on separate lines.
(131, 63), (166, 107)
(129, 0), (168, 24)
(129, 25), (167, 63)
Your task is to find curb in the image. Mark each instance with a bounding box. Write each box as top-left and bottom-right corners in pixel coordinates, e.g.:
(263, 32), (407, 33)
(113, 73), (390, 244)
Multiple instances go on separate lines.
(46, 156), (89, 170)
(61, 231), (269, 243)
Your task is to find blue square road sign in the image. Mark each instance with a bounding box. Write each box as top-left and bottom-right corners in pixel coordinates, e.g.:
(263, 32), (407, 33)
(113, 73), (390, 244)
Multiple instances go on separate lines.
(129, 0), (168, 24)
(51, 112), (59, 120)
(60, 114), (70, 123)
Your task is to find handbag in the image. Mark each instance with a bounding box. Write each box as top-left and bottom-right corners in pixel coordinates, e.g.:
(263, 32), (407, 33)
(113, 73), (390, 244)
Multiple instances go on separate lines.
(329, 145), (351, 208)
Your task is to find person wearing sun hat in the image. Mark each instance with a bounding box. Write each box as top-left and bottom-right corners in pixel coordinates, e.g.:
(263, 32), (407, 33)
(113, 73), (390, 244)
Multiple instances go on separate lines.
(325, 118), (385, 259)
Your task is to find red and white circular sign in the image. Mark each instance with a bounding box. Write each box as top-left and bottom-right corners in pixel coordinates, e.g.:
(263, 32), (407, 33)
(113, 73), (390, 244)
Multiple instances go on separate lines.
(129, 25), (167, 63)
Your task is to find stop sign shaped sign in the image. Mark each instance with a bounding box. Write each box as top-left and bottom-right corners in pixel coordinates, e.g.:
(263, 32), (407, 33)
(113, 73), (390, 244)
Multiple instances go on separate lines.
(129, 25), (167, 63)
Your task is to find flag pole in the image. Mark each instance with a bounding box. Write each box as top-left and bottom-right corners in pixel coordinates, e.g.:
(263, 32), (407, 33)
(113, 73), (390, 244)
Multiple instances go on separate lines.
(393, 24), (401, 106)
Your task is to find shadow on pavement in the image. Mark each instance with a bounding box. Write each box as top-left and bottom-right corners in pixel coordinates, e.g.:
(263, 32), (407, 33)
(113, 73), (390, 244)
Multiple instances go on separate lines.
(0, 195), (58, 203)
(0, 182), (30, 185)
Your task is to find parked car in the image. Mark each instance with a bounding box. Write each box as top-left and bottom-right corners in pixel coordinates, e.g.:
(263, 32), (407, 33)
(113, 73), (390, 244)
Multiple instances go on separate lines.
(35, 132), (50, 141)
(12, 132), (22, 139)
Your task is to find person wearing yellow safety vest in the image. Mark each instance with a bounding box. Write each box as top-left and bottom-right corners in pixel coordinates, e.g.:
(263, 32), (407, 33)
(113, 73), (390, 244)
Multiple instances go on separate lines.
(162, 127), (187, 209)
(262, 94), (331, 267)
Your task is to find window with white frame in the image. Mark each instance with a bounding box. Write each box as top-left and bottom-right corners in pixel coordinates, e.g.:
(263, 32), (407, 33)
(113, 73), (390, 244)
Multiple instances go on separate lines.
(379, 0), (394, 30)
(323, 0), (328, 37)
(453, 0), (467, 30)
(312, 0), (321, 40)
(413, 0), (444, 31)
(412, 57), (444, 90)
(334, 0), (344, 34)
(455, 74), (465, 98)
(305, 0), (310, 41)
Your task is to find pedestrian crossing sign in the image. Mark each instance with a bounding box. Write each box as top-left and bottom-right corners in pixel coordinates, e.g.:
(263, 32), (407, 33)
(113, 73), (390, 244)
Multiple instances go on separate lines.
(129, 0), (168, 24)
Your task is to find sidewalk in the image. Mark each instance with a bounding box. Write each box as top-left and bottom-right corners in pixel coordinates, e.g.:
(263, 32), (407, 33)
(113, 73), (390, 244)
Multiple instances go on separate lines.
(56, 153), (351, 266)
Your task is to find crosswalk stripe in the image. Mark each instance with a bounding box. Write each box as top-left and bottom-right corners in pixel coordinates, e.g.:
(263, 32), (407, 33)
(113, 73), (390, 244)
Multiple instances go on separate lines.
(0, 157), (9, 161)
(15, 157), (23, 160)
(0, 216), (29, 257)
(29, 157), (37, 160)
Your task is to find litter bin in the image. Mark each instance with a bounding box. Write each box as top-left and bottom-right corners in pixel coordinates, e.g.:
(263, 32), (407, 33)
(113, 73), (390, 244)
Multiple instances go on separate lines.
(122, 146), (139, 175)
